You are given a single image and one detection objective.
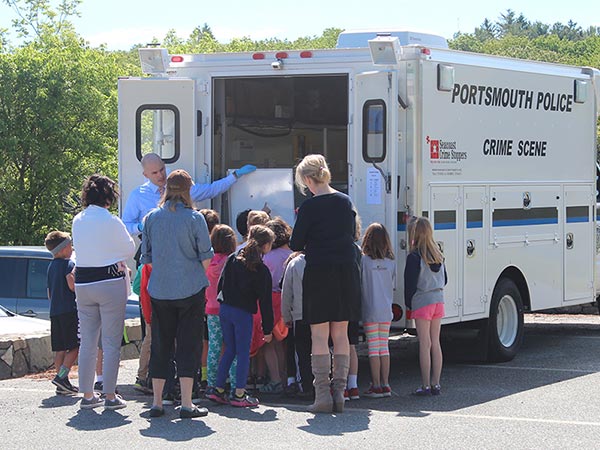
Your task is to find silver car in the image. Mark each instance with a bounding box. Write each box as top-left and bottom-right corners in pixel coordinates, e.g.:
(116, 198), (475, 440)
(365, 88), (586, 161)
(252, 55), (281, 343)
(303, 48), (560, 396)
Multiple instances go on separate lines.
(0, 246), (140, 320)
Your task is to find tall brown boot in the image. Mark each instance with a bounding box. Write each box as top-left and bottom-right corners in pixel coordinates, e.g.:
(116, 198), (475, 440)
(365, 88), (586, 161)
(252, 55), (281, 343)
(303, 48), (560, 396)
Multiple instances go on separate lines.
(307, 354), (333, 414)
(332, 354), (349, 413)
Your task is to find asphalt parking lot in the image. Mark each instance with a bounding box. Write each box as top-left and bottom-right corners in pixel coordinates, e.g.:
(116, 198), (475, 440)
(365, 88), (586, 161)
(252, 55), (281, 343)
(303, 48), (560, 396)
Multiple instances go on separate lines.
(2, 314), (600, 449)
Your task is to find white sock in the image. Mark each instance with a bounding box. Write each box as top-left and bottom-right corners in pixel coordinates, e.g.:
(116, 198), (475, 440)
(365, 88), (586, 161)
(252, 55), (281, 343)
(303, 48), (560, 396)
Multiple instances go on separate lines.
(287, 377), (296, 386)
(95, 375), (103, 383)
(347, 374), (358, 389)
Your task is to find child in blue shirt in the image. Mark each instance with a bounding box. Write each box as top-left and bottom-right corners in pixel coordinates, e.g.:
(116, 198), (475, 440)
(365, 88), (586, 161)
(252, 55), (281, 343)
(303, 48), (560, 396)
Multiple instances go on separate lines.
(45, 231), (79, 395)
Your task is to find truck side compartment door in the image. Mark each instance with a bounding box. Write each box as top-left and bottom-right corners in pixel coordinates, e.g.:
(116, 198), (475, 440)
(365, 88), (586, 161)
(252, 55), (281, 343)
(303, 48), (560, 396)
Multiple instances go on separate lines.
(462, 186), (487, 316)
(563, 185), (595, 302)
(118, 78), (197, 214)
(430, 186), (460, 319)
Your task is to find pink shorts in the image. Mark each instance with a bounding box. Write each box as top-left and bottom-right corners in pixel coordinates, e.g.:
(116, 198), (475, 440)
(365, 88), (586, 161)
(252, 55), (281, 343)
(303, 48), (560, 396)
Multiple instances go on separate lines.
(409, 303), (445, 320)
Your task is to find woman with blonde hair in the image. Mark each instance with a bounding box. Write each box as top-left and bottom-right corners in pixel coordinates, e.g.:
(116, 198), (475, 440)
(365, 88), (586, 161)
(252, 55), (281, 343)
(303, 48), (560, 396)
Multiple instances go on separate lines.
(141, 169), (214, 419)
(290, 154), (361, 413)
(404, 216), (447, 396)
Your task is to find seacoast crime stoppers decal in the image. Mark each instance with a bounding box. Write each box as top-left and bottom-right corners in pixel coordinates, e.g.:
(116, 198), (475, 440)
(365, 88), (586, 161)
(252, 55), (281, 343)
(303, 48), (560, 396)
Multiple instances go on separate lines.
(427, 135), (466, 176)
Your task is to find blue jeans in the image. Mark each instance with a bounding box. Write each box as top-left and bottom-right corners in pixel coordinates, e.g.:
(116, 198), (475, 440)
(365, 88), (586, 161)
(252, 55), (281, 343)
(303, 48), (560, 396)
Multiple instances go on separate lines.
(216, 303), (252, 390)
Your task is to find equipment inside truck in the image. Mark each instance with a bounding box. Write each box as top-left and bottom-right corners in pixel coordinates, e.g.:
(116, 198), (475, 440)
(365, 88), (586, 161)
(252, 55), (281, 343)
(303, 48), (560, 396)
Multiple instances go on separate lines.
(212, 75), (349, 210)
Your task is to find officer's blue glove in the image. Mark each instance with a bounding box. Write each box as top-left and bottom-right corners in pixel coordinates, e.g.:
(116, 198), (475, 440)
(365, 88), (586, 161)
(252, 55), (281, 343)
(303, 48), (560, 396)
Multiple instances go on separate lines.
(137, 222), (144, 232)
(235, 164), (257, 177)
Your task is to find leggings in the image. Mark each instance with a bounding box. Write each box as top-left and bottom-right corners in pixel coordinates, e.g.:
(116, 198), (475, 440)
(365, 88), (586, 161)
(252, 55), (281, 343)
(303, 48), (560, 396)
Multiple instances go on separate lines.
(207, 314), (237, 389)
(216, 303), (253, 390)
(364, 322), (391, 357)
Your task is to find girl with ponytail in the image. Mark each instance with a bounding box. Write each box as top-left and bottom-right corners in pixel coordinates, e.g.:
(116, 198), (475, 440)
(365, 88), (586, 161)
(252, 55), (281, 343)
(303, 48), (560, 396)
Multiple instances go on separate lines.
(207, 225), (275, 408)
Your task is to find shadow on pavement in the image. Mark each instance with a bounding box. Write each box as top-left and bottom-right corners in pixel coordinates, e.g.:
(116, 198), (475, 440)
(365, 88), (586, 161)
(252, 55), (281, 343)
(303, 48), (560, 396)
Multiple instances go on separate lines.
(206, 404), (278, 422)
(298, 409), (371, 436)
(40, 394), (80, 408)
(139, 415), (214, 441)
(66, 409), (132, 430)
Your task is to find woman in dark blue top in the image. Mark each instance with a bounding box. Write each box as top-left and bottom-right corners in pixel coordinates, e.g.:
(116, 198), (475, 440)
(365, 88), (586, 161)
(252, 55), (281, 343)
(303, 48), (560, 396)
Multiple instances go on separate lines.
(290, 154), (360, 414)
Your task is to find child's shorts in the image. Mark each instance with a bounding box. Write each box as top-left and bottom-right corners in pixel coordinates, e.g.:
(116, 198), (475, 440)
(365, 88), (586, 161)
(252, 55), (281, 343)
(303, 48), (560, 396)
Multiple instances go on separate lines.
(51, 311), (80, 352)
(409, 303), (445, 321)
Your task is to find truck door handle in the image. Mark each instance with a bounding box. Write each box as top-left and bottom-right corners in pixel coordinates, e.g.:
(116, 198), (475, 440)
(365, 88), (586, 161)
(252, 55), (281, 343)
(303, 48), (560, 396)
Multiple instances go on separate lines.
(566, 232), (574, 249)
(466, 239), (475, 257)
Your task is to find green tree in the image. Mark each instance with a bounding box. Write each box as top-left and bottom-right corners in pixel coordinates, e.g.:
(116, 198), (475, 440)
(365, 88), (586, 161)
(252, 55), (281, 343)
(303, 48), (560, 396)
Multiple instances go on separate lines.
(0, 0), (129, 244)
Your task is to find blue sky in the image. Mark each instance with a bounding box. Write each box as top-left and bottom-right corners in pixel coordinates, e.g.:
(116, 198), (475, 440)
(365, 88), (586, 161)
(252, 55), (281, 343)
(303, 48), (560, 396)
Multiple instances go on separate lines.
(2, 0), (598, 50)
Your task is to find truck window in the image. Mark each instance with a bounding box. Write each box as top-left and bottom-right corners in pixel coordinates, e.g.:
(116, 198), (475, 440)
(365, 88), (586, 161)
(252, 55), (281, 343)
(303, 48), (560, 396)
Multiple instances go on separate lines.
(135, 105), (180, 163)
(362, 100), (386, 163)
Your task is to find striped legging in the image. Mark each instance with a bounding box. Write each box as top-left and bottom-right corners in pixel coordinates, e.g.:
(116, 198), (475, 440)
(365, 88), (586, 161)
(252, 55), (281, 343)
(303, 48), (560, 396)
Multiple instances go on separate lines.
(364, 322), (391, 357)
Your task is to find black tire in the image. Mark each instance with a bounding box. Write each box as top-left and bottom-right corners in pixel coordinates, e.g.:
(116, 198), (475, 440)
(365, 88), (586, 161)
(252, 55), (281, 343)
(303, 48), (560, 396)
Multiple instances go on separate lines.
(487, 278), (524, 362)
(596, 296), (600, 315)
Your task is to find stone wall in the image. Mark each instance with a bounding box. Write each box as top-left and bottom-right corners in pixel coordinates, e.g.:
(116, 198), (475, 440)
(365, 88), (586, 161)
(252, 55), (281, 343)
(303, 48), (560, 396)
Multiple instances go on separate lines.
(0, 319), (142, 380)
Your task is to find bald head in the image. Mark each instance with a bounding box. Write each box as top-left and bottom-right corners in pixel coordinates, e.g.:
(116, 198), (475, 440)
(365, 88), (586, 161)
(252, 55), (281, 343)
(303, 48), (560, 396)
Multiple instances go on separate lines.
(141, 153), (167, 188)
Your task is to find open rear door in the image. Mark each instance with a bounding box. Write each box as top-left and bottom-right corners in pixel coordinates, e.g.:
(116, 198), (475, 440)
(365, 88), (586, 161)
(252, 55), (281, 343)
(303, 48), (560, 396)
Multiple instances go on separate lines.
(352, 71), (396, 242)
(118, 78), (197, 213)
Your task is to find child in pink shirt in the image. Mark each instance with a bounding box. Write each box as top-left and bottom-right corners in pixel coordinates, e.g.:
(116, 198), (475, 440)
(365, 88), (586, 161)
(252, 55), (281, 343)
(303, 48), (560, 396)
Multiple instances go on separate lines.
(205, 224), (237, 394)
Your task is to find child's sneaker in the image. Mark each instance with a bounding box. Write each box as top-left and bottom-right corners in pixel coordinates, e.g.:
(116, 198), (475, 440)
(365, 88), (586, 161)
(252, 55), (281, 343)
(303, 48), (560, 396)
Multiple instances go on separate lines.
(52, 375), (78, 394)
(162, 391), (180, 406)
(381, 385), (392, 397)
(93, 381), (103, 392)
(207, 387), (229, 405)
(230, 391), (259, 408)
(259, 381), (283, 394)
(80, 394), (104, 410)
(284, 382), (300, 397)
(431, 384), (441, 396)
(347, 387), (360, 400)
(412, 385), (431, 396)
(363, 385), (385, 398)
(134, 376), (153, 394)
(104, 394), (127, 410)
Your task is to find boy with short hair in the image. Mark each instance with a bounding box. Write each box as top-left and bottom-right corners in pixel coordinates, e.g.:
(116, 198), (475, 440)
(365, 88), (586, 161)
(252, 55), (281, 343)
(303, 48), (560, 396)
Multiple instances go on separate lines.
(45, 231), (79, 395)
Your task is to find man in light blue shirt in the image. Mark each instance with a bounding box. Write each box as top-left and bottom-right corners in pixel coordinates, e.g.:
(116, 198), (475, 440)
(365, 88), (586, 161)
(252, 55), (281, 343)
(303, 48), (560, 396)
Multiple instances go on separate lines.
(122, 153), (256, 235)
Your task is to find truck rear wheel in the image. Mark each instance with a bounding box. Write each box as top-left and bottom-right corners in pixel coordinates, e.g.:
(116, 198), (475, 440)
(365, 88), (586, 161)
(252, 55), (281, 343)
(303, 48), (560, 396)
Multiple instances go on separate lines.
(487, 278), (524, 362)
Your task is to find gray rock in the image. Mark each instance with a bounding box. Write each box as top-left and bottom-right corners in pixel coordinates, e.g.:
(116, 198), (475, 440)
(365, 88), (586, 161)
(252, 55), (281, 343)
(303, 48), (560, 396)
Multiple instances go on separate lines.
(1, 345), (13, 366)
(13, 339), (26, 351)
(0, 360), (11, 380)
(28, 336), (53, 371)
(12, 350), (28, 377)
(0, 340), (13, 350)
(120, 343), (140, 361)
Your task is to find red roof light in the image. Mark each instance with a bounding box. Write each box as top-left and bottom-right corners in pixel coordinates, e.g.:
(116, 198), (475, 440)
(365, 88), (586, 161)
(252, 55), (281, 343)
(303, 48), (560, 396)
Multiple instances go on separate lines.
(252, 53), (265, 60)
(421, 48), (431, 55)
(275, 52), (288, 59)
(300, 51), (313, 58)
(171, 55), (184, 63)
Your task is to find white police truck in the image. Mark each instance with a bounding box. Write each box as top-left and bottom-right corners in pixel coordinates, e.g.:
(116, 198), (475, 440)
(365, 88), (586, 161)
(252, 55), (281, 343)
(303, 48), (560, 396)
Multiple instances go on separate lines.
(118, 30), (600, 361)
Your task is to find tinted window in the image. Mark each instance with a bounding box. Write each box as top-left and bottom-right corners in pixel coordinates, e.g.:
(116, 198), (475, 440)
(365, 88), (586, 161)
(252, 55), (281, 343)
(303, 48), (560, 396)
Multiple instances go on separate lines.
(27, 259), (51, 298)
(0, 258), (27, 298)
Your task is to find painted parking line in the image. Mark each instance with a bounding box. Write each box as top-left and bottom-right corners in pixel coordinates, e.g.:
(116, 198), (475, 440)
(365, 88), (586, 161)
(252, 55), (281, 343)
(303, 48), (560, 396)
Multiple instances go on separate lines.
(416, 411), (600, 427)
(463, 364), (600, 374)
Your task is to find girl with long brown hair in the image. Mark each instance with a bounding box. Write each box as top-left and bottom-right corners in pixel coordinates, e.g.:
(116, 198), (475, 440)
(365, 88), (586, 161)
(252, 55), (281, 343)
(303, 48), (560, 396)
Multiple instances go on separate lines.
(404, 217), (447, 396)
